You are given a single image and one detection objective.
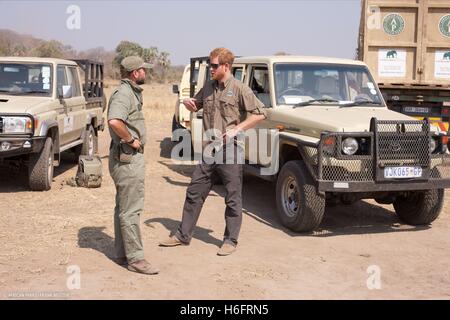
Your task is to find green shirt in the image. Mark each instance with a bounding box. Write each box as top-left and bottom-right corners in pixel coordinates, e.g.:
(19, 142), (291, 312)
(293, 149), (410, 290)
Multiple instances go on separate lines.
(107, 79), (147, 145)
(194, 76), (267, 134)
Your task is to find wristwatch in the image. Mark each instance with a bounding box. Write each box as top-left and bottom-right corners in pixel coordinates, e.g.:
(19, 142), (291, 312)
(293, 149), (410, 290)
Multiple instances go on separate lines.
(121, 137), (135, 145)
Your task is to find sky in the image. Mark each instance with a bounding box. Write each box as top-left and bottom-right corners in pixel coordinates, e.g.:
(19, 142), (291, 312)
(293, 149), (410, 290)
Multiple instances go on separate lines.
(0, 0), (362, 65)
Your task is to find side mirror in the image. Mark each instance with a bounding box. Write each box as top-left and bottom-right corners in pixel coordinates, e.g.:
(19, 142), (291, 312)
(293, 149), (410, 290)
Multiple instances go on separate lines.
(172, 84), (179, 94)
(59, 85), (73, 99)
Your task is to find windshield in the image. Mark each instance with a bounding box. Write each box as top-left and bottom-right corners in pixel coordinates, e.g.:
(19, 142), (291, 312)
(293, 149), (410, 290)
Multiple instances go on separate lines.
(0, 63), (53, 96)
(274, 63), (383, 106)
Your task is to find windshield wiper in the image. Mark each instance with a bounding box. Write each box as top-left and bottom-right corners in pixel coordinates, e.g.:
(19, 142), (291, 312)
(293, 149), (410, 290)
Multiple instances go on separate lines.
(340, 100), (382, 107)
(293, 98), (339, 108)
(25, 90), (49, 94)
(0, 90), (22, 95)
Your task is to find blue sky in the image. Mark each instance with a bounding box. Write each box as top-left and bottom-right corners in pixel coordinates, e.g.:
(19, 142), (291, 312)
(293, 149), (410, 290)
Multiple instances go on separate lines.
(0, 0), (362, 65)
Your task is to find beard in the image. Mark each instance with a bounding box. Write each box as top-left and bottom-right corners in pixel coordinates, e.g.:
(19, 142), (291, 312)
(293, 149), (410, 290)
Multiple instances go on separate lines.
(211, 72), (222, 81)
(136, 78), (145, 85)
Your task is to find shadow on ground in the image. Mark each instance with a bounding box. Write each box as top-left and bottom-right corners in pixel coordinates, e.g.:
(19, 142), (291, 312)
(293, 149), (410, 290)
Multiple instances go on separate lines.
(0, 152), (78, 193)
(77, 226), (127, 267)
(144, 217), (223, 247)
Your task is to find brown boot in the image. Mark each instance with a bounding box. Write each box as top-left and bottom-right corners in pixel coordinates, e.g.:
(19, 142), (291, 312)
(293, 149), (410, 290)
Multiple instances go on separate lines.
(217, 243), (237, 256)
(159, 235), (187, 247)
(127, 259), (159, 275)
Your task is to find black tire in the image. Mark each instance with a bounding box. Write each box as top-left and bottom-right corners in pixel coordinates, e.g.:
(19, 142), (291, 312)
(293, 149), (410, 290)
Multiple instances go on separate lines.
(393, 189), (444, 225)
(74, 125), (97, 160)
(28, 137), (54, 191)
(276, 160), (325, 232)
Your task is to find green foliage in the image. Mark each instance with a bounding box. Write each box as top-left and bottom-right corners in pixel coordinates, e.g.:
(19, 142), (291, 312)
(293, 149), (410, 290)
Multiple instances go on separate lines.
(113, 40), (174, 83)
(31, 40), (65, 58)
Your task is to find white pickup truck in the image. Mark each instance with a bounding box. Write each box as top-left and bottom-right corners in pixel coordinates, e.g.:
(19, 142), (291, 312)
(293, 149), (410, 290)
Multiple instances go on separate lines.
(173, 55), (450, 232)
(0, 57), (105, 191)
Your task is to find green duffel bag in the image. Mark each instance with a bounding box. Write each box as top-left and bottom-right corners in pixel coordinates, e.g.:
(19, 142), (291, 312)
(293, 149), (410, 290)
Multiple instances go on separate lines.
(76, 155), (103, 188)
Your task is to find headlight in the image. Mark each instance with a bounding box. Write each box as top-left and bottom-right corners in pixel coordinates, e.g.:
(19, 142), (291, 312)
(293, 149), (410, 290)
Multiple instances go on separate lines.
(2, 116), (33, 134)
(429, 137), (437, 153)
(342, 137), (359, 155)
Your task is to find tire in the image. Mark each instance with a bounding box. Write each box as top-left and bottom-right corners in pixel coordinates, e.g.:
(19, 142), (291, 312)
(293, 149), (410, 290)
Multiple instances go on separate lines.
(393, 189), (444, 225)
(74, 125), (97, 160)
(28, 137), (54, 191)
(276, 160), (325, 232)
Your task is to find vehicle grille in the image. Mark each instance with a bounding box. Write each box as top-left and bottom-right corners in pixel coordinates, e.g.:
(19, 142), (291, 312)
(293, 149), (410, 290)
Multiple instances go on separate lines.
(375, 120), (430, 167)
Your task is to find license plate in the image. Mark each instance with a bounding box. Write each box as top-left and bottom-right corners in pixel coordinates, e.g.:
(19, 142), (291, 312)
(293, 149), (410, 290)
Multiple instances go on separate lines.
(384, 166), (422, 179)
(403, 106), (429, 114)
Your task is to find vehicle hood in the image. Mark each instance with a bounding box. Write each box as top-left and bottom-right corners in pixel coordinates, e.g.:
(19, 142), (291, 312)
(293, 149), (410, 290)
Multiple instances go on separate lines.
(272, 105), (421, 135)
(0, 95), (53, 114)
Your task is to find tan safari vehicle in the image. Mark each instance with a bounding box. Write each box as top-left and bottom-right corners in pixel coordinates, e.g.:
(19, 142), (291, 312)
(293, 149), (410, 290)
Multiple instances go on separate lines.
(174, 55), (450, 232)
(0, 57), (105, 191)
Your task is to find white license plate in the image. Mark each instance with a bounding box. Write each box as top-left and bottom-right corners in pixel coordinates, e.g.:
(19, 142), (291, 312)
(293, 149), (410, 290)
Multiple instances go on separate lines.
(384, 166), (423, 179)
(403, 106), (429, 114)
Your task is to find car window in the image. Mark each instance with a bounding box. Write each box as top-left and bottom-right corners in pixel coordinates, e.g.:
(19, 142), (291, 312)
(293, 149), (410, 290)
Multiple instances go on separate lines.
(67, 67), (81, 97)
(57, 66), (68, 88)
(0, 63), (52, 96)
(233, 67), (243, 81)
(250, 66), (271, 107)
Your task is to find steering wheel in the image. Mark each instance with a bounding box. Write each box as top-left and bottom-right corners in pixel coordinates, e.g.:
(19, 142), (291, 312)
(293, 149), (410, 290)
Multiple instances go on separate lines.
(9, 85), (23, 93)
(279, 87), (304, 96)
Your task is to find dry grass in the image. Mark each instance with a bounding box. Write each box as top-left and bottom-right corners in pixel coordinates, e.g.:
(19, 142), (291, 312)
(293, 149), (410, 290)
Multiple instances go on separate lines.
(103, 79), (177, 123)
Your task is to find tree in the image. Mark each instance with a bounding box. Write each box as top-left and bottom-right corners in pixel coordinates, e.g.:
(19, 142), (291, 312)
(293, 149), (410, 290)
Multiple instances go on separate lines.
(142, 46), (159, 65)
(12, 44), (27, 56)
(114, 41), (144, 67)
(158, 51), (171, 83)
(31, 40), (65, 58)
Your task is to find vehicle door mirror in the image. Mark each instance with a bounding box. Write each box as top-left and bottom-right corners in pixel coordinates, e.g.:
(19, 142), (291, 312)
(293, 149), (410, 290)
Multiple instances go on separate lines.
(172, 84), (179, 94)
(62, 85), (73, 99)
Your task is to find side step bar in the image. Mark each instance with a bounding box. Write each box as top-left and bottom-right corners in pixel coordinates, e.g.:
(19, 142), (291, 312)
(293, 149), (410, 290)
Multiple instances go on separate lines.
(59, 139), (83, 152)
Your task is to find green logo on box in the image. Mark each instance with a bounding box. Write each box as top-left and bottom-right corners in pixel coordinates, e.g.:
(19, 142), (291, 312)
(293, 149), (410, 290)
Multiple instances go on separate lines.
(439, 15), (450, 37)
(383, 13), (405, 35)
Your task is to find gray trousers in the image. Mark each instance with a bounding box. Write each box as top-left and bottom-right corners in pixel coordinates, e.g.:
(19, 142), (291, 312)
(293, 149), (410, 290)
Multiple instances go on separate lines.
(109, 150), (145, 264)
(176, 162), (243, 246)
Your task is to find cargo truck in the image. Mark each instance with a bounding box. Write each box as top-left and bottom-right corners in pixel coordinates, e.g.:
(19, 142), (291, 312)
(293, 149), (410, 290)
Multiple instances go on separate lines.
(358, 0), (450, 130)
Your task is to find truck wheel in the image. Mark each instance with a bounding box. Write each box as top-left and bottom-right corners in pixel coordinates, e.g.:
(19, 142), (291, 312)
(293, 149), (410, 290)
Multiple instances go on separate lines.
(276, 160), (325, 232)
(393, 189), (444, 225)
(74, 125), (97, 160)
(28, 137), (54, 191)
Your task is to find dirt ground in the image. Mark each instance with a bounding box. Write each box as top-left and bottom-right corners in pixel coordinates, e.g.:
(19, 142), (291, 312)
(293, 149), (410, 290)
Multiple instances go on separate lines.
(1, 84), (449, 300)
